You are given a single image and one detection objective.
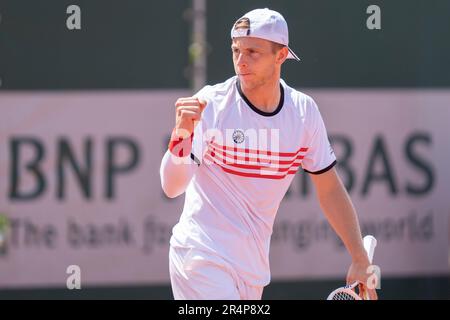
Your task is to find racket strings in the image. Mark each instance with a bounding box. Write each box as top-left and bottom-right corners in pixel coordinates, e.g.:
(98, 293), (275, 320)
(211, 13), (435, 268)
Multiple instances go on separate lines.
(329, 291), (358, 300)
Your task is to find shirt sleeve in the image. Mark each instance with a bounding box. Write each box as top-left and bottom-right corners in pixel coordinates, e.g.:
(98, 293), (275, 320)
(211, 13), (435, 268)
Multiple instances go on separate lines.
(160, 146), (201, 198)
(301, 97), (337, 174)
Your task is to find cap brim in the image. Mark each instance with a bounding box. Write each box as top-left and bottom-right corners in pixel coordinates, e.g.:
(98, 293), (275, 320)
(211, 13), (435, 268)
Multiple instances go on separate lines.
(287, 47), (300, 61)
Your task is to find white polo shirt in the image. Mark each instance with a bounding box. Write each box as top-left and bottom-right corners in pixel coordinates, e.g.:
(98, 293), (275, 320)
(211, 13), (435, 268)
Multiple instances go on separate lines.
(170, 76), (336, 286)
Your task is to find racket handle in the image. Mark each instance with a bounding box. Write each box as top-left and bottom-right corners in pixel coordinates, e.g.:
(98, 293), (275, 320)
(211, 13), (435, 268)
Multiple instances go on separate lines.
(363, 235), (377, 263)
(362, 235), (377, 300)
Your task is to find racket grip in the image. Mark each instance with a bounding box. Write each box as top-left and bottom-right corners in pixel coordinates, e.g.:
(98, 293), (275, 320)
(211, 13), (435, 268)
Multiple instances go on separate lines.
(362, 235), (377, 300)
(363, 235), (377, 263)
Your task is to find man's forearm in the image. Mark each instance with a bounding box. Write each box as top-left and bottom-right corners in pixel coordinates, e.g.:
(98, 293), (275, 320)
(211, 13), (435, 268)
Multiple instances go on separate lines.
(315, 172), (367, 261)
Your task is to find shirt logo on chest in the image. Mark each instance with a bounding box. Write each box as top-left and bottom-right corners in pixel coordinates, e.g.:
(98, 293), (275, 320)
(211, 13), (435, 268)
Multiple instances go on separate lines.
(232, 129), (245, 144)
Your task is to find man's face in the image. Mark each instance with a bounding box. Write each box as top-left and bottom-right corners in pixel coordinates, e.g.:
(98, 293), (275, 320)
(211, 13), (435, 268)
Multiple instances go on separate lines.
(231, 37), (284, 90)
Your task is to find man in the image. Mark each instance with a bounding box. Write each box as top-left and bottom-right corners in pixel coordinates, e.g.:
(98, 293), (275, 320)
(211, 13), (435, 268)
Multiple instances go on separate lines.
(160, 8), (377, 300)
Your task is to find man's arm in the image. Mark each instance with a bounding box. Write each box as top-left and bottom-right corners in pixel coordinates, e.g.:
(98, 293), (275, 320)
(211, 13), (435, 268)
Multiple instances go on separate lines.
(160, 149), (198, 198)
(159, 97), (206, 198)
(309, 167), (378, 300)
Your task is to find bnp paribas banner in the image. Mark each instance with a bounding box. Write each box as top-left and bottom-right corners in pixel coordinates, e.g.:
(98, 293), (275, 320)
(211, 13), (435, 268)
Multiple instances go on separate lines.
(0, 90), (448, 288)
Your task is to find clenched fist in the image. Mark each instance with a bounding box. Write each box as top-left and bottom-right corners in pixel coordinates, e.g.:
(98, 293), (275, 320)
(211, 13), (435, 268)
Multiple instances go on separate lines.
(174, 97), (207, 139)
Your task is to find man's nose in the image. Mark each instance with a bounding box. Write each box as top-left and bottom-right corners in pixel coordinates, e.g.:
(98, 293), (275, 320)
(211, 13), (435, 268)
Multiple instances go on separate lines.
(236, 53), (248, 68)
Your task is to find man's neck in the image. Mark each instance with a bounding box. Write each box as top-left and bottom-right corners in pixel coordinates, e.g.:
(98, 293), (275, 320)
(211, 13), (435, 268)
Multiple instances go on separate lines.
(240, 79), (281, 114)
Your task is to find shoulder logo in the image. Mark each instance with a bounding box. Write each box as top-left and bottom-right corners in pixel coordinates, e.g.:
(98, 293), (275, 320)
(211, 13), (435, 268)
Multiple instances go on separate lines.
(232, 129), (245, 144)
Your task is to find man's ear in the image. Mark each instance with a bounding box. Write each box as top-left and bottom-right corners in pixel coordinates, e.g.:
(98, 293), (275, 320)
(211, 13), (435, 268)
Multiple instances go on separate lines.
(277, 47), (289, 65)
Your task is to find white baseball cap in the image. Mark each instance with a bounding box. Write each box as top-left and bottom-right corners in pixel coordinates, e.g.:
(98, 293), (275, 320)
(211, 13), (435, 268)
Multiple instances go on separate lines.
(230, 8), (300, 61)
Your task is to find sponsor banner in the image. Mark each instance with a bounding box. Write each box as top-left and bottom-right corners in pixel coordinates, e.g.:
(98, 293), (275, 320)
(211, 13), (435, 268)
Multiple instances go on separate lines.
(0, 89), (448, 288)
(271, 89), (450, 279)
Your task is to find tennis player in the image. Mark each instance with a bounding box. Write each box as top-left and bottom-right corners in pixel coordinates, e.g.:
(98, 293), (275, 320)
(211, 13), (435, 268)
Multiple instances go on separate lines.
(160, 8), (378, 300)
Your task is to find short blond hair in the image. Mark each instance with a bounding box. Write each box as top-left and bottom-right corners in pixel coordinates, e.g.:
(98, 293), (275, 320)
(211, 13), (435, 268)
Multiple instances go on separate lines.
(271, 42), (285, 54)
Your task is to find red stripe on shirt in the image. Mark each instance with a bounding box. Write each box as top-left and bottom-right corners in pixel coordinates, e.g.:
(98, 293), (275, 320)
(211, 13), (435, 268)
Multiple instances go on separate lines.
(208, 146), (306, 165)
(204, 154), (302, 179)
(206, 150), (302, 172)
(210, 141), (308, 157)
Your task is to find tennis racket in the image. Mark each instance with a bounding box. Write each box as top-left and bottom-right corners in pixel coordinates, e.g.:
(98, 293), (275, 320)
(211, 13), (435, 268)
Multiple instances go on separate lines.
(326, 235), (377, 300)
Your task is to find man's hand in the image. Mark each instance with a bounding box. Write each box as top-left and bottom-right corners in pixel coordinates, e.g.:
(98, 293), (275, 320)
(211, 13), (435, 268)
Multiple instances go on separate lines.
(174, 97), (207, 139)
(346, 256), (378, 300)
